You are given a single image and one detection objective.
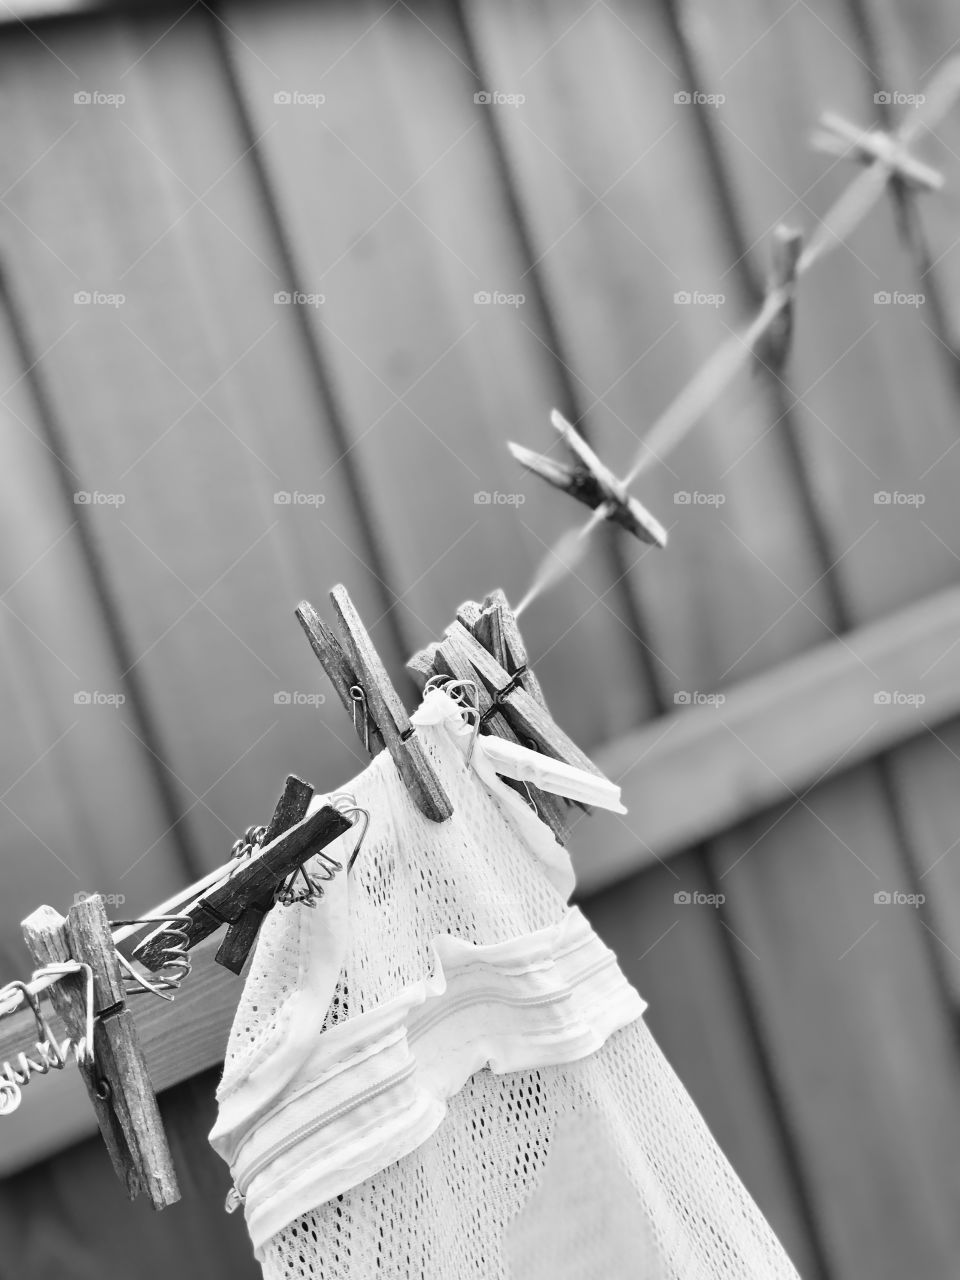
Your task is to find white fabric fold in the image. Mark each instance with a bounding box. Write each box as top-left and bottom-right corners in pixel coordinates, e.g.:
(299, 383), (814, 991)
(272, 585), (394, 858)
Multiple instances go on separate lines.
(411, 686), (627, 813)
(210, 908), (646, 1253)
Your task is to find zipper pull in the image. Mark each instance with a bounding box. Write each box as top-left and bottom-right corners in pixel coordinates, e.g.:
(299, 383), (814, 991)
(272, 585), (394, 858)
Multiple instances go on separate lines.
(225, 1185), (245, 1214)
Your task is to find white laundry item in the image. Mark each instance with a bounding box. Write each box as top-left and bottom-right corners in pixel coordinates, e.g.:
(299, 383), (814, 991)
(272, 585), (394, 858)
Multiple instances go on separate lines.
(210, 691), (800, 1280)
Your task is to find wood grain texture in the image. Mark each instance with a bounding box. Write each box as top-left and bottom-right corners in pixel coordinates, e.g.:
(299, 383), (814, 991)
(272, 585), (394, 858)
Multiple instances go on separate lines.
(0, 304), (185, 984)
(0, 9), (380, 891)
(410, 602), (570, 840)
(465, 2), (834, 1259)
(574, 582), (960, 888)
(329, 585), (454, 822)
(65, 894), (180, 1208)
(215, 773), (314, 974)
(841, 0), (960, 1004)
(0, 931), (243, 1176)
(133, 803), (351, 968)
(461, 2), (925, 1272)
(296, 602), (387, 755)
(674, 2), (960, 1274)
(220, 0), (656, 750)
(20, 904), (140, 1197)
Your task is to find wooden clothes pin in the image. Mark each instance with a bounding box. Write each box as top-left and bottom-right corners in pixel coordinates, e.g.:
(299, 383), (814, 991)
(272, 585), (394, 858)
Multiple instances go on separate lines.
(812, 111), (944, 191)
(409, 592), (606, 838)
(451, 592), (576, 837)
(296, 585), (453, 823)
(21, 894), (179, 1208)
(508, 410), (668, 548)
(215, 774), (316, 975)
(753, 224), (803, 375)
(131, 801), (353, 972)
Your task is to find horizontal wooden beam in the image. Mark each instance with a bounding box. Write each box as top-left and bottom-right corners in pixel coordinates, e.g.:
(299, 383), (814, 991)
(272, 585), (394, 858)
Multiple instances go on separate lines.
(570, 582), (960, 894)
(4, 583), (960, 1173)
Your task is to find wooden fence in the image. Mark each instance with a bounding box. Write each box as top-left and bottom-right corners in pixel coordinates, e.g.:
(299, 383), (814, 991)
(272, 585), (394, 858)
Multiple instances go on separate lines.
(2, 1), (960, 1277)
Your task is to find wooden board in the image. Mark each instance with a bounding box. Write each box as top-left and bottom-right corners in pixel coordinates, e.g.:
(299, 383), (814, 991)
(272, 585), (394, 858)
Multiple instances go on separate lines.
(220, 0), (655, 750)
(0, 293), (184, 983)
(462, 2), (841, 1269)
(0, 10), (382, 892)
(846, 0), (960, 1003)
(574, 581), (960, 889)
(675, 1), (960, 1273)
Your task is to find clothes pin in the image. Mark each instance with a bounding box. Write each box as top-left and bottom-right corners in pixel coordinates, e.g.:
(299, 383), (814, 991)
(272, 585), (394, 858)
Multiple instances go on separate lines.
(132, 803), (353, 971)
(439, 620), (605, 781)
(508, 410), (667, 547)
(21, 894), (179, 1208)
(298, 586), (453, 823)
(408, 610), (569, 842)
(812, 111), (944, 191)
(215, 775), (315, 976)
(753, 224), (803, 375)
(296, 602), (386, 755)
(474, 589), (552, 714)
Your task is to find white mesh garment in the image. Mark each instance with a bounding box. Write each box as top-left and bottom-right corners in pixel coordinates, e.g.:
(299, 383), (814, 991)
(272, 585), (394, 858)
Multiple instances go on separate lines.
(210, 692), (800, 1280)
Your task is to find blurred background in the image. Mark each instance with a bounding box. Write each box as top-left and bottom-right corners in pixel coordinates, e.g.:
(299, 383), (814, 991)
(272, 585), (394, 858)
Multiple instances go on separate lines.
(2, 0), (960, 1276)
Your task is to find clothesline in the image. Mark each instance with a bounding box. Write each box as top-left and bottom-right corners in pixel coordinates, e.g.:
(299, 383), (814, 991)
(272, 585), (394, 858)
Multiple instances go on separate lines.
(516, 56), (960, 616)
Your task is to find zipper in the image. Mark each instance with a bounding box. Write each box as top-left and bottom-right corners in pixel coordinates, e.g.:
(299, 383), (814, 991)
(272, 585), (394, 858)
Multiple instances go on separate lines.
(224, 1059), (417, 1212)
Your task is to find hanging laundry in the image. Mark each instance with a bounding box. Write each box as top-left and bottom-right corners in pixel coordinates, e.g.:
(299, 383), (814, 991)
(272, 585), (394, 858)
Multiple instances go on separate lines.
(210, 689), (800, 1280)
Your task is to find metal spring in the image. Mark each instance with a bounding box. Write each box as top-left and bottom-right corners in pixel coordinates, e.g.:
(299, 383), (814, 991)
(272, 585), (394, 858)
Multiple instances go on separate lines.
(231, 824), (267, 862)
(0, 970), (94, 1117)
(113, 916), (193, 1002)
(330, 791), (371, 874)
(350, 685), (371, 754)
(275, 839), (342, 908)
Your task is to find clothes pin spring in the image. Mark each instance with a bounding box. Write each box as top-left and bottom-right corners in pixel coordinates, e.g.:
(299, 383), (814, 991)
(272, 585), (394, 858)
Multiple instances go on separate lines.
(21, 894), (180, 1208)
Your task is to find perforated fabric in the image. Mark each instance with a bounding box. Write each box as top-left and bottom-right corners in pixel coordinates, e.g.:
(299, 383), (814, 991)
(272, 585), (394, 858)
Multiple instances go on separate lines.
(211, 695), (800, 1280)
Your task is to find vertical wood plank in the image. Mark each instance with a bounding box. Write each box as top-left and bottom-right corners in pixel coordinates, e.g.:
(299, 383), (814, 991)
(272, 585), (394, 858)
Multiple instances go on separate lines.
(672, 1), (960, 1274)
(841, 0), (960, 1003)
(0, 10), (387, 890)
(0, 301), (184, 981)
(463, 1), (839, 1270)
(219, 0), (656, 751)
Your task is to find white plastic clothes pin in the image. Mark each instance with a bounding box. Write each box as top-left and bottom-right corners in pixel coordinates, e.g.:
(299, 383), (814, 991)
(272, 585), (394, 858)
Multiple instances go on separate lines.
(410, 687), (626, 815)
